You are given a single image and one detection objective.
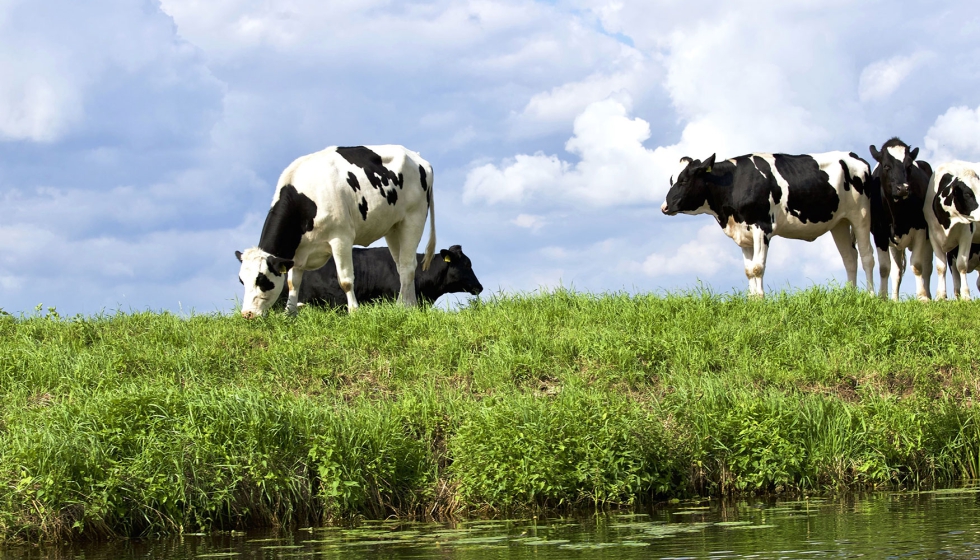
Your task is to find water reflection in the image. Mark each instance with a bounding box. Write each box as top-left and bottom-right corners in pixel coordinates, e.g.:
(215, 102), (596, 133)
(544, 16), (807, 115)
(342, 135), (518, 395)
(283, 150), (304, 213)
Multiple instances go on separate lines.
(4, 487), (980, 559)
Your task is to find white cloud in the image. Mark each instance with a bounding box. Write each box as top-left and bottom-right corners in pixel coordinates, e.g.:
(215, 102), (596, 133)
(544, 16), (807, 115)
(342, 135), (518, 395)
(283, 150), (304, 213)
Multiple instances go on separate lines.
(464, 97), (685, 207)
(512, 213), (546, 231)
(858, 53), (931, 102)
(923, 105), (980, 162)
(640, 225), (740, 277)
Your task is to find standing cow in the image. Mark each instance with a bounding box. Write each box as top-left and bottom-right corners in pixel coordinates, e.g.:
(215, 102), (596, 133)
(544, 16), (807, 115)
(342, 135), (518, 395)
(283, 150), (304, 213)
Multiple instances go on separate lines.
(925, 161), (980, 299)
(276, 245), (484, 308)
(661, 151), (875, 297)
(236, 145), (435, 317)
(868, 138), (933, 300)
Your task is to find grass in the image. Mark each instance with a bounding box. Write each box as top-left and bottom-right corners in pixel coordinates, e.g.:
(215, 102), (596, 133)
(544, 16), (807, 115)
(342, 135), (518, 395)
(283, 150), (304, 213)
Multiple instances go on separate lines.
(1, 287), (979, 540)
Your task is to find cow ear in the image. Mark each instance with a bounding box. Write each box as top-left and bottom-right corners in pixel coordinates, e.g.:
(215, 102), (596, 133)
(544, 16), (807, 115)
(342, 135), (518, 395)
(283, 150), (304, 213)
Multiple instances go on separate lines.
(909, 147), (919, 161)
(266, 256), (294, 275)
(702, 153), (716, 172)
(235, 250), (243, 263)
(869, 145), (881, 161)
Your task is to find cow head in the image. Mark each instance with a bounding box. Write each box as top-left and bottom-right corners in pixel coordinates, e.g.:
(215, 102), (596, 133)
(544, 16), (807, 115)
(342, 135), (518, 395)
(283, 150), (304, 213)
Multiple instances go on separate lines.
(870, 138), (918, 201)
(661, 154), (716, 216)
(439, 245), (484, 296)
(235, 247), (294, 318)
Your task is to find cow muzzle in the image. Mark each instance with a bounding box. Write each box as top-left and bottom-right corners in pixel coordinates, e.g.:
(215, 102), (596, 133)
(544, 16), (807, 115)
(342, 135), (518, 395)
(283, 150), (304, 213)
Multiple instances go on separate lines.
(241, 310), (257, 319)
(897, 184), (910, 199)
(661, 201), (676, 216)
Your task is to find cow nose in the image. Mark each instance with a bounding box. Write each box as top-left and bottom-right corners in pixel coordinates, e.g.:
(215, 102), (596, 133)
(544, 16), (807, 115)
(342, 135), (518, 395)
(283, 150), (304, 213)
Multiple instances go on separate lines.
(472, 284), (484, 295)
(661, 202), (669, 214)
(899, 184), (910, 198)
(242, 310), (256, 319)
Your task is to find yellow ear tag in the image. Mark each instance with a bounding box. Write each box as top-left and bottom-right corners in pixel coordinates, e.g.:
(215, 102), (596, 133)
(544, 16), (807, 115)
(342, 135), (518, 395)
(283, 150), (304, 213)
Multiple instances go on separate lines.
(443, 256), (451, 262)
(280, 265), (288, 274)
(705, 166), (712, 173)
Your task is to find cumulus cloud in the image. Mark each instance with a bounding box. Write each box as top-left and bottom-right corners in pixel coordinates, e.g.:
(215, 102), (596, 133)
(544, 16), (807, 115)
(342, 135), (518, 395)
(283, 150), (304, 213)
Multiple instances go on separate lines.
(923, 105), (980, 162)
(858, 53), (931, 102)
(464, 97), (686, 207)
(640, 225), (740, 278)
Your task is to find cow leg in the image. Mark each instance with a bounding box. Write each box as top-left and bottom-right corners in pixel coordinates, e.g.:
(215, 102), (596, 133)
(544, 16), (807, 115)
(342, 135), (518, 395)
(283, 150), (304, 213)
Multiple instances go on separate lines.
(930, 233), (949, 300)
(956, 228), (973, 300)
(910, 234), (933, 301)
(876, 247), (890, 299)
(285, 268), (305, 315)
(386, 220), (426, 308)
(852, 222), (876, 294)
(889, 247), (905, 301)
(329, 237), (359, 312)
(830, 222), (859, 289)
(741, 247), (759, 297)
(739, 227), (768, 298)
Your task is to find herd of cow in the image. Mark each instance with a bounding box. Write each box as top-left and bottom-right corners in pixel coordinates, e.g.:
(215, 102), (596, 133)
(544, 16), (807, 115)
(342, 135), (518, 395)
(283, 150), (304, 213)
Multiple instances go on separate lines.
(236, 140), (980, 318)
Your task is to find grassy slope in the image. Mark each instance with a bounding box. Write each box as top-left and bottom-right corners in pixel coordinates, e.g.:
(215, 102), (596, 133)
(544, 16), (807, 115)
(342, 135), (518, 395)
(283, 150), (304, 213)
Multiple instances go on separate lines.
(1, 288), (979, 540)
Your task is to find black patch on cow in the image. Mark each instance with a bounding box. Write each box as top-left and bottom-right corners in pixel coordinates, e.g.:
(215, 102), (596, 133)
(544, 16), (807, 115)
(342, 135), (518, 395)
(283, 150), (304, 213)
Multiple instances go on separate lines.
(775, 154), (838, 224)
(839, 160), (852, 191)
(847, 153), (870, 194)
(751, 156), (780, 205)
(337, 146), (402, 190)
(347, 172), (360, 192)
(934, 174), (955, 229)
(258, 184), (318, 259)
(385, 186), (398, 205)
(849, 152), (861, 161)
(867, 171), (891, 252)
(419, 165), (428, 191)
(951, 178), (980, 216)
(358, 196), (368, 221)
(256, 273), (276, 293)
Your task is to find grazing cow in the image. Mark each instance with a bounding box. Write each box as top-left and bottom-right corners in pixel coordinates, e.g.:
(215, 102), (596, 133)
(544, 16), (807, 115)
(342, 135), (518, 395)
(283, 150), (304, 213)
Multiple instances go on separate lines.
(661, 151), (875, 297)
(275, 245), (484, 308)
(924, 161), (980, 300)
(868, 138), (933, 300)
(236, 145), (435, 317)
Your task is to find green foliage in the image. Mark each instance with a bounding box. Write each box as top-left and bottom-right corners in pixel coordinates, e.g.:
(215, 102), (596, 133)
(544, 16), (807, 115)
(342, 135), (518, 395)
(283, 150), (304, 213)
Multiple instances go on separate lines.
(1, 288), (980, 541)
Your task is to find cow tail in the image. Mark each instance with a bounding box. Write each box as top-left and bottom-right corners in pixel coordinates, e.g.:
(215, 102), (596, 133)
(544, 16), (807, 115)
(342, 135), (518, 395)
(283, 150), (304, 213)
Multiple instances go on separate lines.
(422, 164), (436, 271)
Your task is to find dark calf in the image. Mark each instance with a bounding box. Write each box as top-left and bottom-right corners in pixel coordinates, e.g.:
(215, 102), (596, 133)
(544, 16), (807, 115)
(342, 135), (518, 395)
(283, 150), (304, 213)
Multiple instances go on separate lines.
(277, 245), (483, 308)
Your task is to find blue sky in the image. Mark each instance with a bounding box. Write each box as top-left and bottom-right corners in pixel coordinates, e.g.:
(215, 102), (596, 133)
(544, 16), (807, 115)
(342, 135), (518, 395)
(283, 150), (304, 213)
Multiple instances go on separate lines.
(2, 0), (980, 315)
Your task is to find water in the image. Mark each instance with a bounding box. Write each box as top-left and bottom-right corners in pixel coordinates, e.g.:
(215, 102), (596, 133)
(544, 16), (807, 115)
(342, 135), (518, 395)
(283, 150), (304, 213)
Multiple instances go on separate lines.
(4, 487), (980, 559)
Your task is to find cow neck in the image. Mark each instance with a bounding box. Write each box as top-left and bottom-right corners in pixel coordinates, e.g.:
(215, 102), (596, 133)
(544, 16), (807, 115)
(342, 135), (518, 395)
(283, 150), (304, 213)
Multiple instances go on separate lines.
(415, 258), (448, 304)
(703, 164), (736, 223)
(258, 184), (317, 259)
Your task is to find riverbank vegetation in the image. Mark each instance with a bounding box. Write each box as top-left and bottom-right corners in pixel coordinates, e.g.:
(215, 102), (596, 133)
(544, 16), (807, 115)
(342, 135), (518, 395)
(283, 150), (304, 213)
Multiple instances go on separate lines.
(2, 288), (979, 540)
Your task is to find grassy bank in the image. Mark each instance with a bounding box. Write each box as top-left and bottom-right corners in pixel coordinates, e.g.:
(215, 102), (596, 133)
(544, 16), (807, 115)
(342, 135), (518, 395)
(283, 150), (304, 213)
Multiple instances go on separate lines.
(1, 288), (980, 540)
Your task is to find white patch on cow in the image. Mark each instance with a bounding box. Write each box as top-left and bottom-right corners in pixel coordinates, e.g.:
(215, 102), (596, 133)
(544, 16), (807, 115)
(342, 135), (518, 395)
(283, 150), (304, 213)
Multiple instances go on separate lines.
(886, 145), (907, 163)
(923, 160), (980, 300)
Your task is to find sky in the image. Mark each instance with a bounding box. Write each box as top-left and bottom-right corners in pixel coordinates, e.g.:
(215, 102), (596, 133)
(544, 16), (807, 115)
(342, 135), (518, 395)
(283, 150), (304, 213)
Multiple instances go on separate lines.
(2, 0), (980, 315)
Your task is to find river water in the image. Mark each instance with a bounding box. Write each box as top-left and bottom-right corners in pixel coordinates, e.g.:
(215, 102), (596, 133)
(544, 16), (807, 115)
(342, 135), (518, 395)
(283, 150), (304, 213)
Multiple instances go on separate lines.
(4, 487), (980, 559)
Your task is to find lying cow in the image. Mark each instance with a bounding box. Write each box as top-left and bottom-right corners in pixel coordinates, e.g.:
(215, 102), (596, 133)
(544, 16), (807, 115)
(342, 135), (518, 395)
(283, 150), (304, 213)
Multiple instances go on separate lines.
(661, 152), (875, 297)
(275, 245), (483, 308)
(924, 161), (980, 300)
(868, 138), (933, 300)
(236, 145), (435, 317)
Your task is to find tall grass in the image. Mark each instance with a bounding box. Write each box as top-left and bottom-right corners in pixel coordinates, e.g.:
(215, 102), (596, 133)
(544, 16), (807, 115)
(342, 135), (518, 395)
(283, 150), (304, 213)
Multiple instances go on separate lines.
(1, 288), (979, 540)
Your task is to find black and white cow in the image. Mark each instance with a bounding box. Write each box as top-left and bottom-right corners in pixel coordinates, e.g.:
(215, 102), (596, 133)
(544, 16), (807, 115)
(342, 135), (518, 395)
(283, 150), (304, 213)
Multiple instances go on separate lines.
(276, 245), (483, 308)
(661, 151), (875, 297)
(925, 160), (980, 300)
(236, 145), (435, 317)
(868, 138), (933, 301)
